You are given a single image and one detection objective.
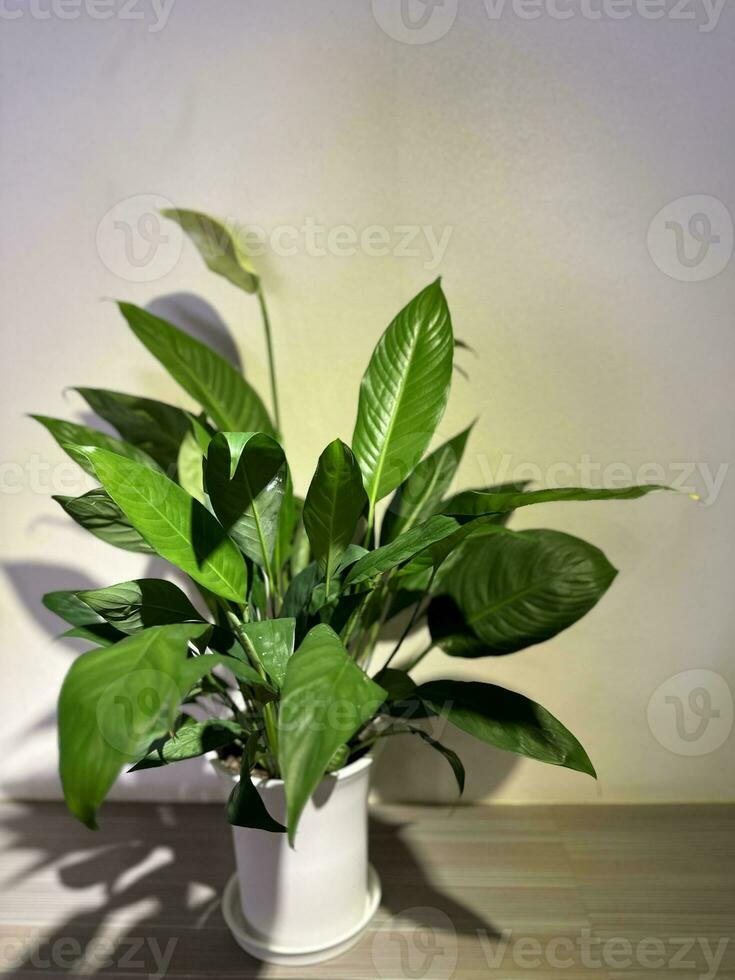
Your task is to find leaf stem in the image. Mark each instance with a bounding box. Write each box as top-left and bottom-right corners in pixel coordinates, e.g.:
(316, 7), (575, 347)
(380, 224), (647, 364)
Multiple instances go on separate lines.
(256, 287), (281, 438)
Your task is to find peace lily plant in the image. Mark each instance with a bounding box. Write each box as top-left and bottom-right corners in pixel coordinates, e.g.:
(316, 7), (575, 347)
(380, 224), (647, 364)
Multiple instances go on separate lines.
(38, 210), (673, 848)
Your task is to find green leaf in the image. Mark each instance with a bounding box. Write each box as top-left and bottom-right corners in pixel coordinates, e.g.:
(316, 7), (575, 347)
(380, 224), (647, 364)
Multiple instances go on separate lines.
(60, 623), (127, 647)
(416, 680), (595, 777)
(352, 280), (454, 512)
(382, 423), (474, 543)
(53, 488), (156, 554)
(130, 718), (242, 770)
(205, 432), (286, 574)
(344, 514), (460, 587)
(278, 624), (386, 843)
(32, 416), (159, 474)
(441, 484), (671, 518)
(162, 208), (259, 294)
(75, 579), (205, 634)
(303, 440), (367, 592)
(74, 389), (191, 474)
(440, 527), (617, 654)
(227, 754), (286, 833)
(74, 447), (247, 602)
(43, 590), (105, 628)
(237, 618), (295, 689)
(58, 623), (212, 828)
(119, 303), (273, 435)
(399, 725), (465, 794)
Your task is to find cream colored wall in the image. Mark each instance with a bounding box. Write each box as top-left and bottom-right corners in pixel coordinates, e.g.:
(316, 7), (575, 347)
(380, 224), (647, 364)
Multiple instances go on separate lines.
(1, 1), (733, 806)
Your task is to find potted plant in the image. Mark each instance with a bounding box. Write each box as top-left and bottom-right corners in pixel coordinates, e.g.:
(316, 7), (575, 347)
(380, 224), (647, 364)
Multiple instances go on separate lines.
(37, 210), (678, 965)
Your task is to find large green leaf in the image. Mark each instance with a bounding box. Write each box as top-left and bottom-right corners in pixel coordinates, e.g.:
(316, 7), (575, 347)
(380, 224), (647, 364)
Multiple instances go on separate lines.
(440, 527), (617, 655)
(33, 416), (159, 474)
(416, 680), (595, 776)
(119, 303), (273, 435)
(43, 590), (105, 628)
(382, 423), (473, 544)
(352, 280), (454, 512)
(237, 618), (295, 688)
(74, 389), (191, 474)
(75, 579), (205, 634)
(441, 484), (671, 518)
(73, 447), (247, 603)
(161, 209), (259, 294)
(344, 514), (460, 587)
(278, 624), (386, 843)
(205, 432), (286, 575)
(58, 623), (212, 828)
(54, 488), (156, 554)
(303, 440), (367, 591)
(130, 717), (242, 770)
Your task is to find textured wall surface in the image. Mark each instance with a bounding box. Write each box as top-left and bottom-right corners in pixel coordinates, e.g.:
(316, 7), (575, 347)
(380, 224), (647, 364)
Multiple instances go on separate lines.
(1, 0), (733, 806)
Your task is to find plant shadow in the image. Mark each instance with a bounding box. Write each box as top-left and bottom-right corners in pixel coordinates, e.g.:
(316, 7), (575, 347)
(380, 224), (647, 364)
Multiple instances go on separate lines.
(0, 802), (498, 978)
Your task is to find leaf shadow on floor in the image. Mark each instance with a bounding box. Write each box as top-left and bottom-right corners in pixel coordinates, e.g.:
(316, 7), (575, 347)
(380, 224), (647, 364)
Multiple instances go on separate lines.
(0, 801), (499, 978)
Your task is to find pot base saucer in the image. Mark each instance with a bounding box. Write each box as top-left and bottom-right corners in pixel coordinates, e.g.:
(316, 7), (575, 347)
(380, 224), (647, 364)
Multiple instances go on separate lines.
(221, 865), (382, 966)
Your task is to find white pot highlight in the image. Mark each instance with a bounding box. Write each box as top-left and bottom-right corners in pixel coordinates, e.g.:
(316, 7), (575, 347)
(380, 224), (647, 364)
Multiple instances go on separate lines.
(215, 753), (381, 965)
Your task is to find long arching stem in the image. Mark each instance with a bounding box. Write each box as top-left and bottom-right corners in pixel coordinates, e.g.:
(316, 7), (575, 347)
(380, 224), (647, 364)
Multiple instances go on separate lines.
(256, 287), (281, 437)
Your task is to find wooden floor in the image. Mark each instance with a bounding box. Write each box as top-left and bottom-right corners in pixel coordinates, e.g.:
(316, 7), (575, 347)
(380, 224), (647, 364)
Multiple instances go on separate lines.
(0, 802), (733, 979)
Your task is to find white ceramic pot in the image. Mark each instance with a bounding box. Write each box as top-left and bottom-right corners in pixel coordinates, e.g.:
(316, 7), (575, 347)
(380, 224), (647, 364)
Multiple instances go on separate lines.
(215, 753), (381, 966)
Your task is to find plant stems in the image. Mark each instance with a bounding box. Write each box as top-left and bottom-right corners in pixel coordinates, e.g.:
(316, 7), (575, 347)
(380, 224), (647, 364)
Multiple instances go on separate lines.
(382, 568), (436, 671)
(256, 287), (281, 438)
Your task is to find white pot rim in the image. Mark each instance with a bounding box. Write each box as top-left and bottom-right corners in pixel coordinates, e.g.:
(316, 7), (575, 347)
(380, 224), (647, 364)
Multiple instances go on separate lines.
(210, 750), (373, 788)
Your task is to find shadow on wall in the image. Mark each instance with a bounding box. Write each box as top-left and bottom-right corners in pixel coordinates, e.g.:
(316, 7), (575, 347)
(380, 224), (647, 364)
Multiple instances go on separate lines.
(147, 292), (243, 371)
(0, 801), (497, 978)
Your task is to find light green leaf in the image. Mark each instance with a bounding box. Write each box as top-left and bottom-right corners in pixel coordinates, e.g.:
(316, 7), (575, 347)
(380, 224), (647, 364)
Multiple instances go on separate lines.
(33, 415), (159, 474)
(344, 514), (460, 587)
(53, 488), (156, 554)
(205, 432), (286, 574)
(43, 590), (105, 628)
(279, 624), (386, 843)
(161, 208), (259, 294)
(119, 303), (273, 435)
(417, 680), (595, 776)
(303, 440), (367, 592)
(237, 618), (295, 689)
(76, 579), (205, 634)
(352, 280), (454, 512)
(441, 484), (672, 518)
(441, 527), (617, 654)
(58, 623), (212, 827)
(73, 447), (247, 602)
(74, 389), (191, 474)
(382, 423), (474, 544)
(130, 717), (242, 770)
